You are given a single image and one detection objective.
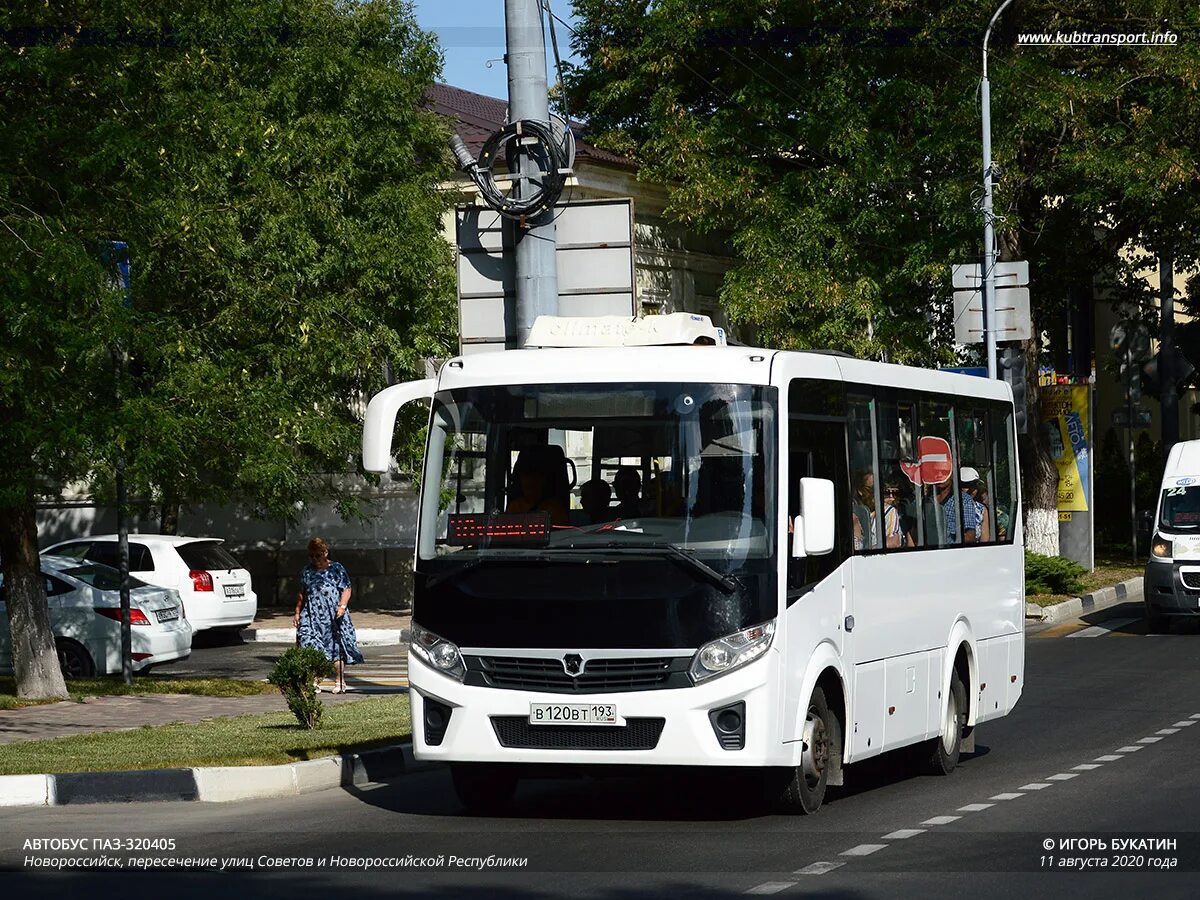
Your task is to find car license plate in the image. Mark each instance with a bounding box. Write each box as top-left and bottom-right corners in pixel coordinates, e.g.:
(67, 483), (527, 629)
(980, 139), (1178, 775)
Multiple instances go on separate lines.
(223, 584), (245, 598)
(529, 702), (622, 726)
(156, 607), (180, 623)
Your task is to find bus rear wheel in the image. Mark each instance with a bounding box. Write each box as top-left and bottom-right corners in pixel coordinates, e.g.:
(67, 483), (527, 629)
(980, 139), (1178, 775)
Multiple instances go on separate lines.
(920, 669), (966, 776)
(778, 687), (836, 814)
(450, 763), (518, 814)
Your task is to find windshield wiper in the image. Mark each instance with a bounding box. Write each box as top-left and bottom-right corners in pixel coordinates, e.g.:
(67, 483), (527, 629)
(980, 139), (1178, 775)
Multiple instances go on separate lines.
(554, 539), (739, 594)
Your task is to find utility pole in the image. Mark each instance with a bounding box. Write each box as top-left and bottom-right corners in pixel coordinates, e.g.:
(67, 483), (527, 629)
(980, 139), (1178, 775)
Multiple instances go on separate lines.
(505, 0), (559, 347)
(981, 0), (1015, 380)
(1160, 250), (1178, 457)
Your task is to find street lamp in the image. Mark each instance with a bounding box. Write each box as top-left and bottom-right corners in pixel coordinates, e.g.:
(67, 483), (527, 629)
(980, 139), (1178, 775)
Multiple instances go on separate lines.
(981, 0), (1016, 380)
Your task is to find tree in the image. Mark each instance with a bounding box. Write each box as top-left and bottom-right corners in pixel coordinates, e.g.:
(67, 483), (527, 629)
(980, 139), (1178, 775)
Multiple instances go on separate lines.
(0, 0), (456, 697)
(566, 0), (1200, 555)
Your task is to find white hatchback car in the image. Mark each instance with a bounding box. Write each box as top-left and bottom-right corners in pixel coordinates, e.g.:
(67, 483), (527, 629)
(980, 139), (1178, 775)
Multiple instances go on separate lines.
(43, 535), (258, 633)
(0, 555), (191, 677)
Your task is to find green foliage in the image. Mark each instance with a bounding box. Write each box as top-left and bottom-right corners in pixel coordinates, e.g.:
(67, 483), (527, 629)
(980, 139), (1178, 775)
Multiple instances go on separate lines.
(1025, 550), (1087, 597)
(0, 0), (456, 520)
(268, 646), (335, 729)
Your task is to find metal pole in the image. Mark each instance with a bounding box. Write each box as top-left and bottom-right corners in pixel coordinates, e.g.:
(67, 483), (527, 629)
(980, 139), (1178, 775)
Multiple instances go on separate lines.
(1128, 344), (1137, 564)
(117, 451), (132, 684)
(505, 0), (559, 348)
(1160, 250), (1178, 458)
(982, 0), (1016, 380)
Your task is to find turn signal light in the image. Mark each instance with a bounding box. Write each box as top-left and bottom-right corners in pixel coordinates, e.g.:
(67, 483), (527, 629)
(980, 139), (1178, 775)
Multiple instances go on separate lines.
(189, 569), (214, 591)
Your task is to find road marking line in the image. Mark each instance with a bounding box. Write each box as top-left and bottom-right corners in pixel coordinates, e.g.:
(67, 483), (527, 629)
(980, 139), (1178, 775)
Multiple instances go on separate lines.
(746, 882), (796, 894)
(1066, 617), (1139, 638)
(1173, 721), (1196, 727)
(1020, 783), (1053, 790)
(1046, 773), (1078, 781)
(1191, 714), (1200, 719)
(1095, 755), (1123, 761)
(1157, 728), (1180, 735)
(840, 844), (887, 857)
(958, 803), (994, 812)
(1137, 737), (1163, 744)
(794, 862), (844, 876)
(921, 815), (962, 825)
(881, 829), (926, 840)
(1073, 764), (1102, 771)
(1115, 746), (1144, 752)
(990, 793), (1024, 800)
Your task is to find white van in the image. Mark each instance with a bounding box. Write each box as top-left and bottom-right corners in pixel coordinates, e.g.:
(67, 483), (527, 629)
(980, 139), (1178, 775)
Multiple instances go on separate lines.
(1144, 439), (1200, 632)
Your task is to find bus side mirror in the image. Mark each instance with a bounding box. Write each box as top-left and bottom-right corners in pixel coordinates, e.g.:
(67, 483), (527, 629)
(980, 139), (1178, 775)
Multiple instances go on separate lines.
(362, 378), (436, 473)
(793, 477), (836, 558)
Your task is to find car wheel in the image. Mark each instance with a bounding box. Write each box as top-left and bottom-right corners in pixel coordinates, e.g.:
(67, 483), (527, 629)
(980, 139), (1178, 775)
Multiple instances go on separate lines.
(55, 639), (96, 678)
(450, 763), (518, 814)
(777, 686), (837, 814)
(920, 669), (967, 776)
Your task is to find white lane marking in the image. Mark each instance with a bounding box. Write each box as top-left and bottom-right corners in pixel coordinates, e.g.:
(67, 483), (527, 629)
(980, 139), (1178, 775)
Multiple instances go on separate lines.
(921, 815), (962, 825)
(1046, 773), (1079, 781)
(1191, 714), (1200, 719)
(1066, 617), (1138, 638)
(1158, 728), (1180, 735)
(1073, 764), (1102, 771)
(1021, 783), (1053, 790)
(1173, 721), (1196, 727)
(991, 792), (1025, 800)
(882, 829), (926, 840)
(794, 862), (845, 876)
(746, 882), (796, 894)
(958, 803), (994, 812)
(1095, 755), (1123, 762)
(840, 844), (887, 857)
(1138, 736), (1163, 744)
(1115, 746), (1144, 752)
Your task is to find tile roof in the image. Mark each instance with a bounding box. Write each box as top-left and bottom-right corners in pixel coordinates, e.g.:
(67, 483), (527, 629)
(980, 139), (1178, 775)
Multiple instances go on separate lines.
(426, 82), (635, 171)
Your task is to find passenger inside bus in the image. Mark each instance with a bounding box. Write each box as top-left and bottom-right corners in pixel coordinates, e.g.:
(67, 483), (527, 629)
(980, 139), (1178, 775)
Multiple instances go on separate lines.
(851, 470), (877, 550)
(506, 446), (571, 526)
(881, 477), (915, 548)
(613, 466), (642, 519)
(578, 478), (613, 525)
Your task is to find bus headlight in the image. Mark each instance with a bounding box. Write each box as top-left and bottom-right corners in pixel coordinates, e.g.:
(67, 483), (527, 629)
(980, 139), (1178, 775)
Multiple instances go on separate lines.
(689, 620), (776, 684)
(1152, 536), (1173, 560)
(410, 622), (466, 682)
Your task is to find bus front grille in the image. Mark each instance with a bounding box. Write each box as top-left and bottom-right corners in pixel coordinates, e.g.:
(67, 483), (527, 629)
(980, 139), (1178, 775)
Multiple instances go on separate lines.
(465, 655), (689, 692)
(490, 716), (666, 750)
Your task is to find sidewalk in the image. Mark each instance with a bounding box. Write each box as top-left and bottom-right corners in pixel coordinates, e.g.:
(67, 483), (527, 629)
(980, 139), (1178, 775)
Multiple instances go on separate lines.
(243, 607), (411, 645)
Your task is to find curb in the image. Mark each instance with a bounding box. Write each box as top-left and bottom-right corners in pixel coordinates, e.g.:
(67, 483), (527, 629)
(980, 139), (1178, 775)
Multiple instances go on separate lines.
(0, 743), (431, 808)
(1025, 575), (1144, 623)
(241, 627), (404, 646)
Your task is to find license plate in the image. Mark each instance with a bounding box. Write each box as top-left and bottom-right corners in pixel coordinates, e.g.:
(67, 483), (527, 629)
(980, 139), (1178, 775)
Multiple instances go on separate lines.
(156, 607), (180, 623)
(529, 702), (622, 726)
(223, 584), (245, 598)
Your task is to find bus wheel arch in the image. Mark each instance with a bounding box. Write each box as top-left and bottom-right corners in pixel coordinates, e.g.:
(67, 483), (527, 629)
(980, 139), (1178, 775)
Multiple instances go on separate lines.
(814, 668), (846, 788)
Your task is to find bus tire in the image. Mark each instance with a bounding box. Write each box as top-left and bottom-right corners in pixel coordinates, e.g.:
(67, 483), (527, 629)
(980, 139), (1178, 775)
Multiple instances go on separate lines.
(921, 669), (966, 776)
(778, 686), (835, 814)
(450, 763), (518, 813)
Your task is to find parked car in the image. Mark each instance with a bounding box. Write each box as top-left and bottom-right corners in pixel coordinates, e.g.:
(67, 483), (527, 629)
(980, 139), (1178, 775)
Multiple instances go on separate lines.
(0, 555), (191, 677)
(42, 534), (257, 634)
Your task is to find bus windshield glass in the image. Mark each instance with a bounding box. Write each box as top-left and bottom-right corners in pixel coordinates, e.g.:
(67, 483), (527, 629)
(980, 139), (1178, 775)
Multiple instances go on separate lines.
(1160, 484), (1200, 531)
(419, 382), (776, 568)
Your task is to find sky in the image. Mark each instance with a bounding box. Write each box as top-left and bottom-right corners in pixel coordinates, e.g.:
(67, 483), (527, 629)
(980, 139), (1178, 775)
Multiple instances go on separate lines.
(413, 0), (580, 100)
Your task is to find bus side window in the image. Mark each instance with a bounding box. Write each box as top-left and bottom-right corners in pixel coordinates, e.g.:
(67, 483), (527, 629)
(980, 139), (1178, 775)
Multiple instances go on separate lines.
(876, 396), (921, 548)
(990, 405), (1017, 542)
(847, 394), (881, 552)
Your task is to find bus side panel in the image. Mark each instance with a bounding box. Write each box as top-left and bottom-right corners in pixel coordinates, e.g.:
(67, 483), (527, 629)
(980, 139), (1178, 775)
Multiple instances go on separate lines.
(926, 647), (945, 741)
(1005, 632), (1024, 713)
(850, 659), (885, 761)
(882, 650), (930, 752)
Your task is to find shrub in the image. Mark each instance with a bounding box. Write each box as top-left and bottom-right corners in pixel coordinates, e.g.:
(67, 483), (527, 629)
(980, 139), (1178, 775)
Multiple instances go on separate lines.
(269, 647), (335, 729)
(1025, 551), (1086, 596)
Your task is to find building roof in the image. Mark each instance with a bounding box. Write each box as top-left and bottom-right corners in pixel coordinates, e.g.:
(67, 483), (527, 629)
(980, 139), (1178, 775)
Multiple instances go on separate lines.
(426, 83), (636, 172)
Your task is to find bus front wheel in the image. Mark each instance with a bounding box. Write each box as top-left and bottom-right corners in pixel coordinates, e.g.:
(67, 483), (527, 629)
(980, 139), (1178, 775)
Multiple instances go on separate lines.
(920, 670), (967, 776)
(450, 763), (518, 814)
(778, 686), (836, 814)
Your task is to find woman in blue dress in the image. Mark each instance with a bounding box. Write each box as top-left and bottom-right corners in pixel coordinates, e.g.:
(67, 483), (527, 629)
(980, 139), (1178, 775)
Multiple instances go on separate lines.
(292, 537), (363, 692)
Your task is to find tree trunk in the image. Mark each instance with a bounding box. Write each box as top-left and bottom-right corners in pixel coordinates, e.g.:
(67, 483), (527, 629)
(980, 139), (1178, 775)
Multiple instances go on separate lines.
(159, 492), (180, 535)
(0, 493), (69, 699)
(1020, 336), (1060, 556)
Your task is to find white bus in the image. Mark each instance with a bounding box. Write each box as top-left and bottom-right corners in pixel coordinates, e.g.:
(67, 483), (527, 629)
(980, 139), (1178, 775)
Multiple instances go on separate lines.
(363, 315), (1024, 814)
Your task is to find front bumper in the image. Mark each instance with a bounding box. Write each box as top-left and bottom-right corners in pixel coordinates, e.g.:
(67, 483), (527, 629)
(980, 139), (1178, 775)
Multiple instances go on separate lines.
(408, 650), (786, 768)
(1144, 561), (1200, 617)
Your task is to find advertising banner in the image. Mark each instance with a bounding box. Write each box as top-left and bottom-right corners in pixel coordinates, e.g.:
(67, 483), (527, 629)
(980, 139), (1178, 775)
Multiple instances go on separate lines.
(1040, 384), (1094, 569)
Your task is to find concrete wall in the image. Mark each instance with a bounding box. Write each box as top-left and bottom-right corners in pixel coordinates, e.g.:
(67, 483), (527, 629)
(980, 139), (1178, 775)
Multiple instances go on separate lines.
(36, 480), (420, 611)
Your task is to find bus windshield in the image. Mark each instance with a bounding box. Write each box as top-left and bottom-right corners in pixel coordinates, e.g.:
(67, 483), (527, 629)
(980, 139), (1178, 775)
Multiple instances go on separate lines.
(419, 382), (775, 566)
(1160, 484), (1200, 531)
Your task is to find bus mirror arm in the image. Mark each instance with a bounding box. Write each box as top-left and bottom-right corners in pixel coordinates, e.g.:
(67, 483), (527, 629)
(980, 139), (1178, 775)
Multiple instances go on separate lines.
(362, 378), (436, 473)
(797, 477), (836, 557)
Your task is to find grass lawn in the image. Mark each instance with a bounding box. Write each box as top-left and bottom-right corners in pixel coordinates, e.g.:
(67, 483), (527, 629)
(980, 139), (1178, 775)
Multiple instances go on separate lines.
(0, 676), (274, 710)
(1026, 553), (1145, 608)
(0, 695), (411, 776)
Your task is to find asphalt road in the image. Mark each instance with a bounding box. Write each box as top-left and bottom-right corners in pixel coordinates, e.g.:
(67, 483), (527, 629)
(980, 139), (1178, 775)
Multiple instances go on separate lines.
(4, 603), (1200, 898)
